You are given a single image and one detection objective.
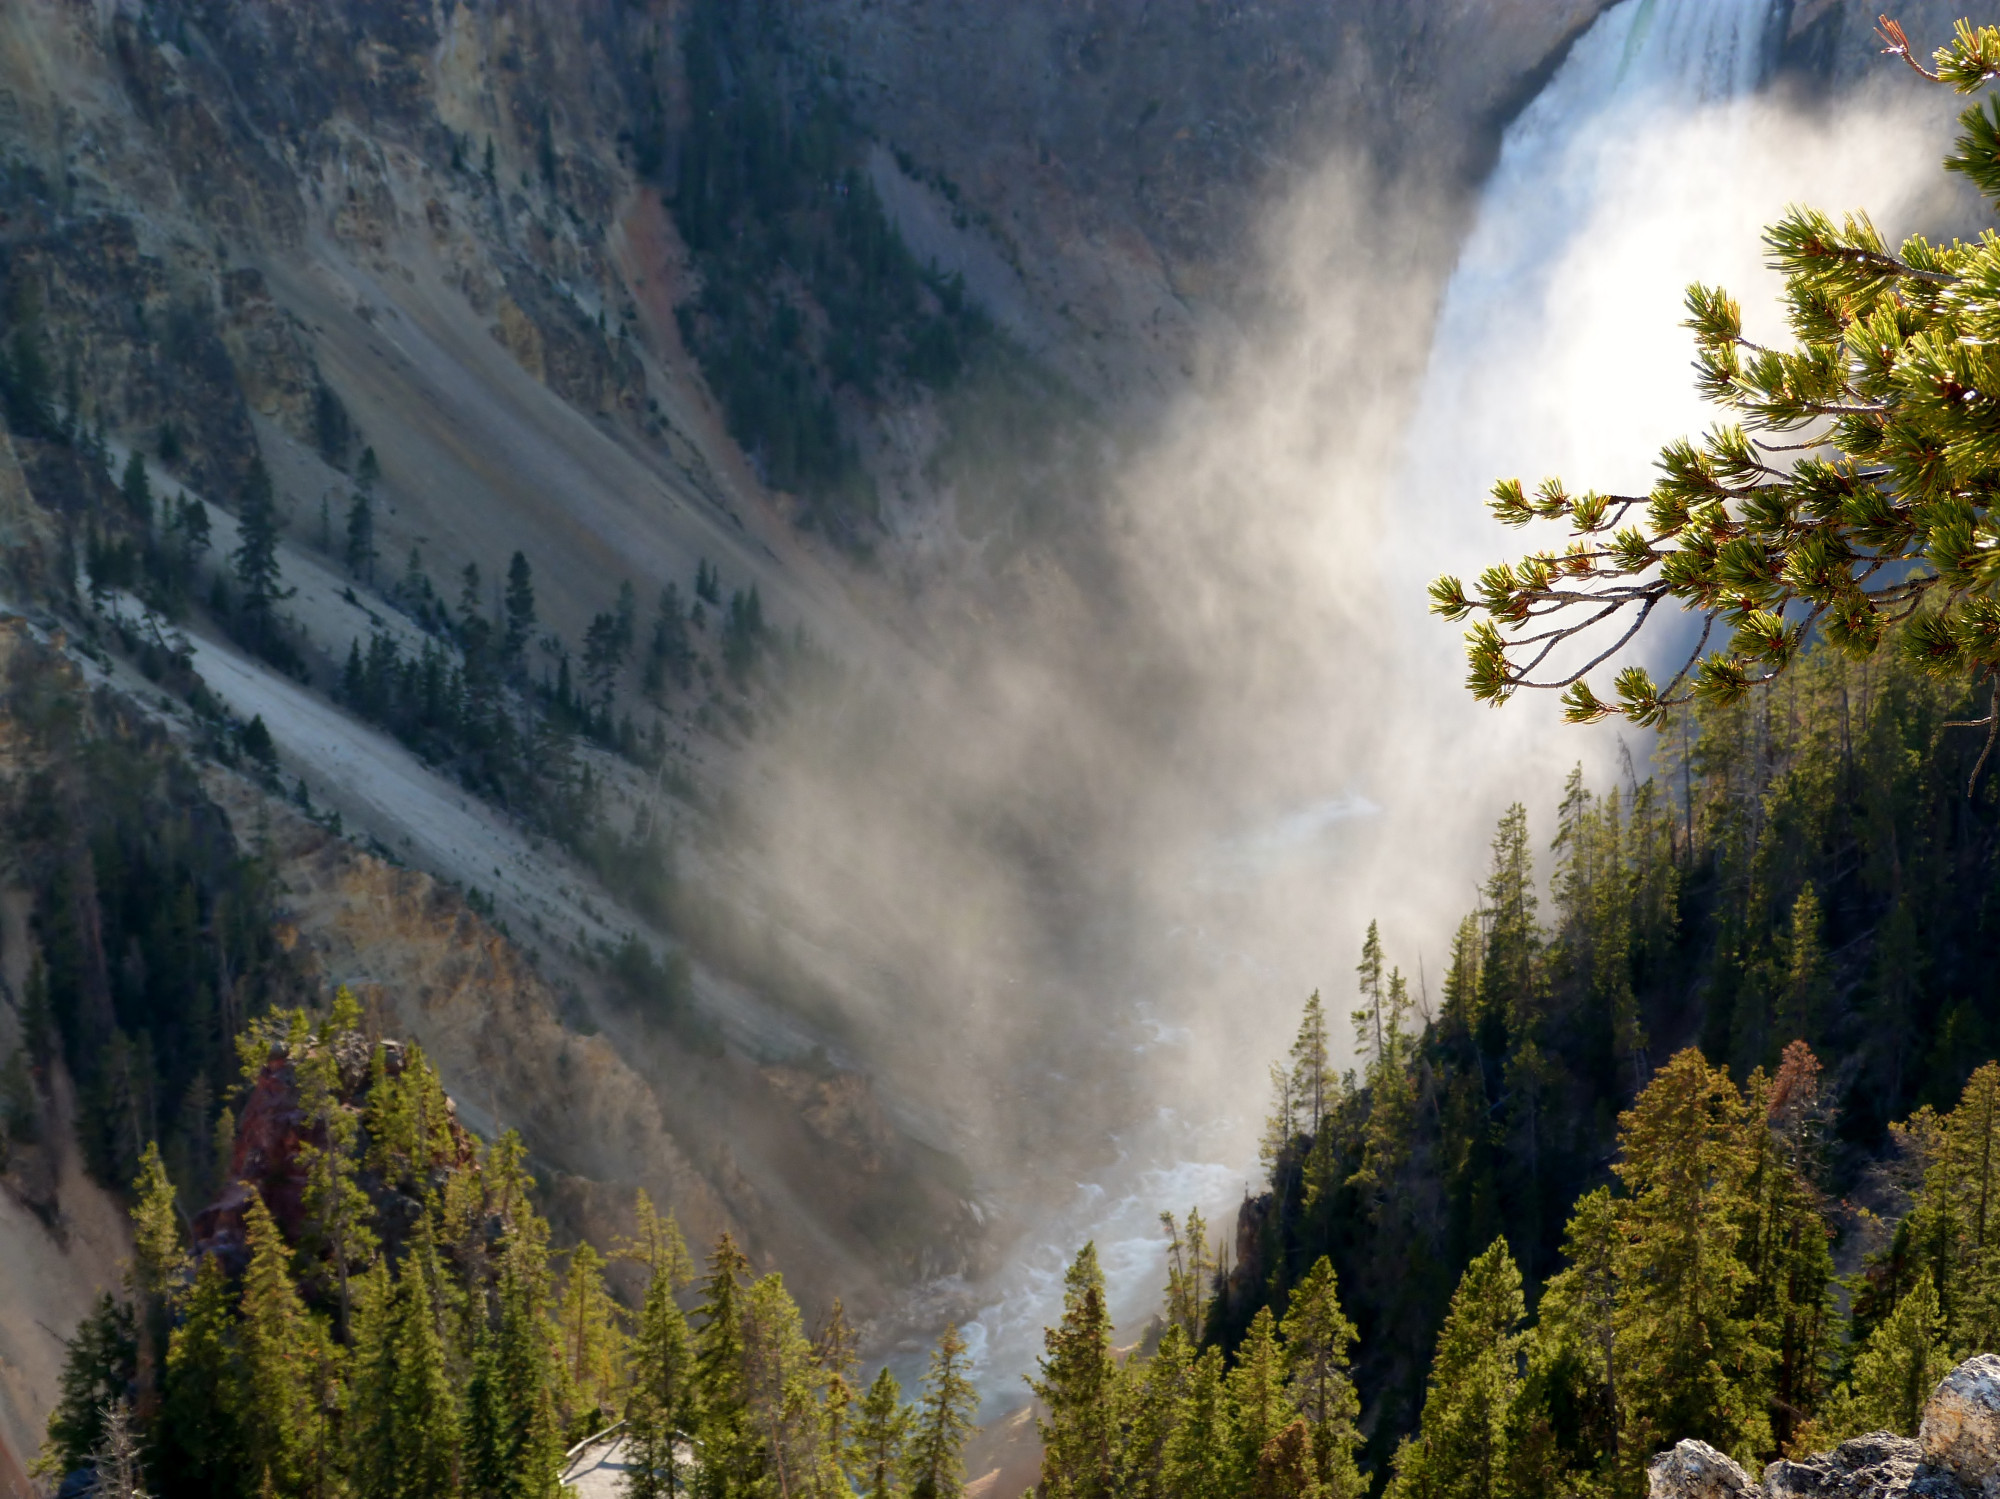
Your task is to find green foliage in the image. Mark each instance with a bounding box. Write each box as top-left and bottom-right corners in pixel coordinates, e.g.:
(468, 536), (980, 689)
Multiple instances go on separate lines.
(906, 1324), (979, 1499)
(36, 1295), (137, 1483)
(20, 725), (295, 1192)
(667, 0), (989, 532)
(1386, 1240), (1525, 1499)
(852, 1366), (910, 1499)
(1847, 1277), (1953, 1437)
(1280, 1259), (1363, 1498)
(238, 1191), (332, 1498)
(627, 1239), (700, 1499)
(1433, 48), (2000, 734)
(1032, 1242), (1117, 1499)
(230, 454), (292, 662)
(1611, 1051), (1769, 1465)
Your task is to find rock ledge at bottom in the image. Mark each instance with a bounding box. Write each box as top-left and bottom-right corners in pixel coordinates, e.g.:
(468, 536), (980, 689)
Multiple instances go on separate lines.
(1649, 1356), (2000, 1499)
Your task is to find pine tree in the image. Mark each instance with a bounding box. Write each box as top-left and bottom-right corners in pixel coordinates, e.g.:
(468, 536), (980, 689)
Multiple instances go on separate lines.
(122, 450), (152, 525)
(1745, 1043), (1837, 1451)
(627, 1241), (701, 1499)
(1612, 1049), (1770, 1466)
(741, 1273), (827, 1499)
(693, 1234), (762, 1499)
(159, 1253), (243, 1496)
(816, 1300), (860, 1494)
(503, 551), (536, 670)
(905, 1324), (978, 1499)
(851, 1367), (910, 1499)
(1847, 1277), (1953, 1438)
(1433, 22), (2000, 728)
(1353, 924), (1386, 1066)
(238, 1191), (328, 1499)
(232, 455), (289, 641)
(381, 1234), (459, 1499)
(1775, 886), (1830, 1048)
(1288, 991), (1332, 1130)
(1281, 1258), (1362, 1498)
(38, 1295), (138, 1483)
(1114, 1324), (1191, 1499)
(1162, 1347), (1234, 1499)
(1539, 1188), (1620, 1458)
(1386, 1239), (1525, 1499)
(1227, 1307), (1289, 1486)
(1161, 1207), (1216, 1345)
(1252, 1421), (1321, 1499)
(295, 1034), (377, 1339)
(488, 1133), (566, 1499)
(1260, 1061), (1301, 1177)
(561, 1241), (625, 1424)
(1031, 1243), (1115, 1499)
(129, 1140), (185, 1407)
(1479, 805), (1542, 1038)
(1921, 1062), (2000, 1347)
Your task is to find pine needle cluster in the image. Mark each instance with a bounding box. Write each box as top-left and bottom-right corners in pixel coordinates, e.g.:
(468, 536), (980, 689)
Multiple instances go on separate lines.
(1432, 20), (2000, 764)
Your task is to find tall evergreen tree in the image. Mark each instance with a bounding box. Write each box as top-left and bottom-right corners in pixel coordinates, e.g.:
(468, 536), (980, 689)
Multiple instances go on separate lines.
(628, 1244), (701, 1499)
(1226, 1308), (1290, 1488)
(39, 1296), (139, 1484)
(1386, 1239), (1525, 1499)
(237, 1192), (328, 1499)
(1115, 1325), (1191, 1499)
(122, 450), (153, 525)
(1353, 924), (1386, 1066)
(693, 1234), (761, 1499)
(232, 455), (288, 643)
(295, 1032), (377, 1340)
(905, 1324), (978, 1499)
(1031, 1242), (1115, 1499)
(1292, 990), (1332, 1128)
(1612, 1050), (1769, 1466)
(158, 1256), (243, 1499)
(503, 551), (536, 671)
(1161, 1207), (1217, 1345)
(1846, 1277), (1953, 1439)
(740, 1273), (827, 1499)
(557, 1241), (623, 1424)
(129, 1142), (185, 1408)
(851, 1367), (909, 1499)
(1281, 1258), (1362, 1498)
(1162, 1348), (1235, 1499)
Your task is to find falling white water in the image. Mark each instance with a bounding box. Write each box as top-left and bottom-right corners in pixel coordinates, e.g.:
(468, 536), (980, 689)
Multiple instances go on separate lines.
(1397, 0), (1783, 614)
(942, 0), (1796, 1417)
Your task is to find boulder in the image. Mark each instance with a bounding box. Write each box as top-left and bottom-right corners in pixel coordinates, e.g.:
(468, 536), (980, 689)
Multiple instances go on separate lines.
(1921, 1356), (2000, 1498)
(1763, 1433), (1927, 1498)
(1650, 1440), (1757, 1498)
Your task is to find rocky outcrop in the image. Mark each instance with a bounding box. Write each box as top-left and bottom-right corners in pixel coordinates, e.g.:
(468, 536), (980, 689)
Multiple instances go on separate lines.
(1649, 1358), (2000, 1499)
(1921, 1357), (2000, 1497)
(191, 1030), (480, 1273)
(1652, 1441), (1757, 1498)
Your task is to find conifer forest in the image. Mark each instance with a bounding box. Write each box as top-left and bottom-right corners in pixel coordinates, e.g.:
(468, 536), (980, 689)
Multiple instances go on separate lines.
(11, 3), (2000, 1499)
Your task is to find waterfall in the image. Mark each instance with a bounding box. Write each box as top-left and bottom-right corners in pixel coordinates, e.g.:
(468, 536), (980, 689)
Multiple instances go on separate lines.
(952, 0), (1806, 1417)
(1400, 0), (1784, 603)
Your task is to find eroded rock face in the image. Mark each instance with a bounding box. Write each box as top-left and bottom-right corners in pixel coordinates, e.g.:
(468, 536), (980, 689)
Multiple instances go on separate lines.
(1649, 1358), (2000, 1499)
